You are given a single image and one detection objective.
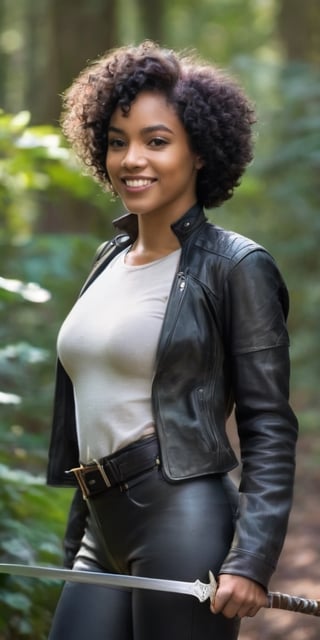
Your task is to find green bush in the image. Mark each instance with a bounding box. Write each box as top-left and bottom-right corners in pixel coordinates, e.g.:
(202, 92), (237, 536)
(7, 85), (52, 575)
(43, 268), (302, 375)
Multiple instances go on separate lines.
(0, 111), (102, 637)
(0, 465), (73, 639)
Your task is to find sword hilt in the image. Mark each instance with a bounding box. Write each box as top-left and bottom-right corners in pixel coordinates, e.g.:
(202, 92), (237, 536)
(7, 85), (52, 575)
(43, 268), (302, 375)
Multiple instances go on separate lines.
(192, 571), (217, 602)
(268, 591), (320, 616)
(205, 572), (320, 617)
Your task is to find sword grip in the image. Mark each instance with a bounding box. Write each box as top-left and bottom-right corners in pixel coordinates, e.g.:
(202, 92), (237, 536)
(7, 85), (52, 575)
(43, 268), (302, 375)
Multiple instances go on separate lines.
(268, 591), (320, 616)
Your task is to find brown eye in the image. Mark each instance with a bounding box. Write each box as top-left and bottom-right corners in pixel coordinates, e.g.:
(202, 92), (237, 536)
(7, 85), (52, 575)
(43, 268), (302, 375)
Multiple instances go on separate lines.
(108, 138), (125, 148)
(149, 137), (168, 147)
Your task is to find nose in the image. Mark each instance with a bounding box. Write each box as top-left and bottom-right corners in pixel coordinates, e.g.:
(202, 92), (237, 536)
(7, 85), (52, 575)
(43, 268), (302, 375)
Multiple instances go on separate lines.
(121, 143), (147, 170)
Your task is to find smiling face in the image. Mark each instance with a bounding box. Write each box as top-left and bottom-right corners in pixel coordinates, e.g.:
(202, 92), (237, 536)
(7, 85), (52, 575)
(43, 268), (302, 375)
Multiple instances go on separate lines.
(106, 91), (202, 223)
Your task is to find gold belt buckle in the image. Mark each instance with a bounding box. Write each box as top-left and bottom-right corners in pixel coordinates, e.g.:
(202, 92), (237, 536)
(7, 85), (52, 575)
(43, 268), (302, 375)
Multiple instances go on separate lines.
(67, 464), (90, 499)
(67, 459), (112, 500)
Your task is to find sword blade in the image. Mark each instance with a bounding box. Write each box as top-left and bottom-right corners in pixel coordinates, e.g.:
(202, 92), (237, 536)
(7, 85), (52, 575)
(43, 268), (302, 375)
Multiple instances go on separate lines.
(0, 563), (215, 603)
(1, 564), (320, 616)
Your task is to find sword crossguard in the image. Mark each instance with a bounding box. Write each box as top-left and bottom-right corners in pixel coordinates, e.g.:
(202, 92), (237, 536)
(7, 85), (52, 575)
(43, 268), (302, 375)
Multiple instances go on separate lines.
(193, 570), (217, 602)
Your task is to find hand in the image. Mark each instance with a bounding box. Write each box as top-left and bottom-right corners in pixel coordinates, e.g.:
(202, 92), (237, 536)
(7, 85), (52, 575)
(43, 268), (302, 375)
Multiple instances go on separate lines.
(210, 574), (268, 619)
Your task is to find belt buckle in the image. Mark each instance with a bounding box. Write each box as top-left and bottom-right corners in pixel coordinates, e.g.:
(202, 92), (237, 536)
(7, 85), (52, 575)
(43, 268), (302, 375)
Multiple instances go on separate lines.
(67, 459), (112, 500)
(67, 464), (90, 499)
(92, 458), (112, 489)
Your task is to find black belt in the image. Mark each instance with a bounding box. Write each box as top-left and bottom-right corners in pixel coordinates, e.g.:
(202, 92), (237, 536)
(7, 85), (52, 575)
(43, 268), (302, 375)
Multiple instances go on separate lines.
(68, 436), (160, 499)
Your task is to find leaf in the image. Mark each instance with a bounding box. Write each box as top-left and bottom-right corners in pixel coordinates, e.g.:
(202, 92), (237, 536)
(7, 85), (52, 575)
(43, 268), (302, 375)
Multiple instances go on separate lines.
(0, 391), (21, 405)
(10, 111), (31, 131)
(0, 539), (34, 563)
(0, 276), (51, 303)
(0, 589), (31, 613)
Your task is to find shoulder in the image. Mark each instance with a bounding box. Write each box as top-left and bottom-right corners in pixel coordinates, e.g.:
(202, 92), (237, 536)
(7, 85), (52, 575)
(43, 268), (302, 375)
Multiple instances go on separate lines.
(191, 221), (288, 313)
(194, 226), (290, 351)
(79, 233), (131, 295)
(199, 224), (286, 295)
(93, 233), (131, 264)
(195, 222), (267, 266)
(193, 222), (277, 283)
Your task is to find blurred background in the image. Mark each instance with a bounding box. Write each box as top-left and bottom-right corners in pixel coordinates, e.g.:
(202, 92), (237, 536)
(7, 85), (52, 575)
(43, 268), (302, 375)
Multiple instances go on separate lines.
(0, 0), (319, 638)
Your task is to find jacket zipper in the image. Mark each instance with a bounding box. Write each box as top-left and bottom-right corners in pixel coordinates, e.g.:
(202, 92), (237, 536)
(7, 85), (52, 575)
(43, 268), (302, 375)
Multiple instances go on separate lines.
(177, 271), (186, 292)
(154, 270), (187, 370)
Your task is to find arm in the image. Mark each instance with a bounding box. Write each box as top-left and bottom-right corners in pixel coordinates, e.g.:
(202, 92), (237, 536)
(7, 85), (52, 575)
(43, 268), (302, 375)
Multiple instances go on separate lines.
(216, 250), (298, 615)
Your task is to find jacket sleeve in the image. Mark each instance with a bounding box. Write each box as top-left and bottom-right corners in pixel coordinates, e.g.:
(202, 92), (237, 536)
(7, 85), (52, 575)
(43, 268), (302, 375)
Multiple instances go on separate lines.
(219, 249), (298, 589)
(63, 488), (89, 568)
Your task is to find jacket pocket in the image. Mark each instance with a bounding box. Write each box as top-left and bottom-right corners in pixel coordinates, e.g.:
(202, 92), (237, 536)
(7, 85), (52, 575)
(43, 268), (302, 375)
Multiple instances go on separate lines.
(194, 386), (219, 451)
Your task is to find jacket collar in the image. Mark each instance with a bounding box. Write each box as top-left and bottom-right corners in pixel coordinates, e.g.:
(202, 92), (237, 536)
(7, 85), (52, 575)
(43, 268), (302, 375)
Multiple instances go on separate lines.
(112, 204), (206, 245)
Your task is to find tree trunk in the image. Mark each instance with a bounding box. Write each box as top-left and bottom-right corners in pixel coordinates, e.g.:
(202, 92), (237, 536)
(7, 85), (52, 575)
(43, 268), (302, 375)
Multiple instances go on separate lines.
(136, 0), (166, 42)
(24, 0), (119, 233)
(278, 0), (320, 65)
(31, 0), (118, 125)
(0, 0), (7, 107)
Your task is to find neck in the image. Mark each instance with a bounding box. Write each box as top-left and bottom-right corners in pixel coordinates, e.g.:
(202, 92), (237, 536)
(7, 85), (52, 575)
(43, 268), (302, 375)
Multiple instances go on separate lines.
(124, 213), (181, 266)
(136, 217), (179, 251)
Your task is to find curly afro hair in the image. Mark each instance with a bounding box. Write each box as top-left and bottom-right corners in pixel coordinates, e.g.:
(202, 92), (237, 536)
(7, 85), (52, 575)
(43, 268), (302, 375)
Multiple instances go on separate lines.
(61, 41), (256, 209)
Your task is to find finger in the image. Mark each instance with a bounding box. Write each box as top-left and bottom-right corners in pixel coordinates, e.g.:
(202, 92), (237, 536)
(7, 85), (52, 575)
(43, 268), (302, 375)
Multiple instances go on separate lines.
(236, 597), (267, 619)
(210, 592), (239, 618)
(246, 608), (259, 618)
(210, 589), (228, 614)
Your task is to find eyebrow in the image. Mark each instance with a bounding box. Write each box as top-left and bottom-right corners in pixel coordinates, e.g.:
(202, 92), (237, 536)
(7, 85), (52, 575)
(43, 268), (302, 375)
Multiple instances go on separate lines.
(108, 124), (174, 135)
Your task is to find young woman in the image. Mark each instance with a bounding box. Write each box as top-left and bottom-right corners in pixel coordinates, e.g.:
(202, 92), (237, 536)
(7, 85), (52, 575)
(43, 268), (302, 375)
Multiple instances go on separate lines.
(47, 41), (298, 640)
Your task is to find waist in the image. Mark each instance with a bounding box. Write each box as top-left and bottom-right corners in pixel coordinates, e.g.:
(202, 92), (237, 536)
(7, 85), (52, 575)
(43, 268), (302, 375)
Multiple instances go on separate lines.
(67, 435), (160, 499)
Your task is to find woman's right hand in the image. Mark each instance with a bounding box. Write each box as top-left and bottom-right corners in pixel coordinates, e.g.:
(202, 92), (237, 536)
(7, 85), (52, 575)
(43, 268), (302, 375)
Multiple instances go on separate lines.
(210, 573), (268, 619)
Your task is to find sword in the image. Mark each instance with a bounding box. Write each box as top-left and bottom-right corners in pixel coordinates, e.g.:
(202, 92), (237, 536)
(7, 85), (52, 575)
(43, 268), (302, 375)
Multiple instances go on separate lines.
(0, 563), (215, 603)
(0, 563), (319, 616)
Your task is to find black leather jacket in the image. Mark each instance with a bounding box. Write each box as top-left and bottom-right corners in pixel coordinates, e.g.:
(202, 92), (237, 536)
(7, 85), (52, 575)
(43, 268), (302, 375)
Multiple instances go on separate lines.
(47, 204), (298, 588)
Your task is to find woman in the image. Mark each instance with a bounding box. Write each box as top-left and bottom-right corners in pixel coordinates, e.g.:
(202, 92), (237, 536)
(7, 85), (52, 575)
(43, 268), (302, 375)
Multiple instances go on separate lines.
(47, 41), (298, 639)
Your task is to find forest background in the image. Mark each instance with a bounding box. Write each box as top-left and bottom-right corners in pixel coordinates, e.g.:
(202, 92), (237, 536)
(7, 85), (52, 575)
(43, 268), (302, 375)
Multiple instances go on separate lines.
(0, 0), (319, 638)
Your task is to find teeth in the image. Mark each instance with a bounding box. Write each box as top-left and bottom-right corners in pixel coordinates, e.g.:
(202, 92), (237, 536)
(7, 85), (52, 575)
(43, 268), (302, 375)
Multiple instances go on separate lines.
(125, 179), (153, 187)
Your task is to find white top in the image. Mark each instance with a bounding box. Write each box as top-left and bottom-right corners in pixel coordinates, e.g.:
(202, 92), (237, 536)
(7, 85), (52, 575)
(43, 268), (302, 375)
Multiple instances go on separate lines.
(57, 247), (181, 463)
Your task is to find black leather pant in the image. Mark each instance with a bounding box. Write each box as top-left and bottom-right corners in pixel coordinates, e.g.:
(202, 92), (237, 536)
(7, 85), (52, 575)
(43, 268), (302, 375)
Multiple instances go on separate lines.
(49, 450), (240, 640)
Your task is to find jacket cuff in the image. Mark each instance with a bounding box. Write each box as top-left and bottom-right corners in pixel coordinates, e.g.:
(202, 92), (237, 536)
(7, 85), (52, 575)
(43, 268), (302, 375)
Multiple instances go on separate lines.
(219, 547), (276, 590)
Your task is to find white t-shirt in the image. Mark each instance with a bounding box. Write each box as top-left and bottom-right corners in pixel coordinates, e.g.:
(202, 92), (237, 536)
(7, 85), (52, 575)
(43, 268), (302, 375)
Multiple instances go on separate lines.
(57, 247), (181, 463)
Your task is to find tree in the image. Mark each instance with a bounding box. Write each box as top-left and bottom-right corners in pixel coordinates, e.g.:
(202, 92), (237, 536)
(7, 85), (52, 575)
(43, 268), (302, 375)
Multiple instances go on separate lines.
(30, 0), (119, 125)
(278, 0), (320, 64)
(136, 0), (167, 42)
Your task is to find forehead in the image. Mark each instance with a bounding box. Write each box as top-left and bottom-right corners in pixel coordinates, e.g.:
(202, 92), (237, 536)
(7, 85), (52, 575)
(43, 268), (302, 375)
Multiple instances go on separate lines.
(109, 91), (181, 129)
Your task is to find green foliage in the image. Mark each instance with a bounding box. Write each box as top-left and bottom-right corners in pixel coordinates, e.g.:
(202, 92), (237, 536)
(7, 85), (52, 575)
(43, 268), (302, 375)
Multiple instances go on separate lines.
(0, 110), (61, 240)
(0, 110), (114, 241)
(166, 0), (277, 63)
(210, 60), (320, 409)
(0, 464), (73, 638)
(0, 111), (103, 637)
